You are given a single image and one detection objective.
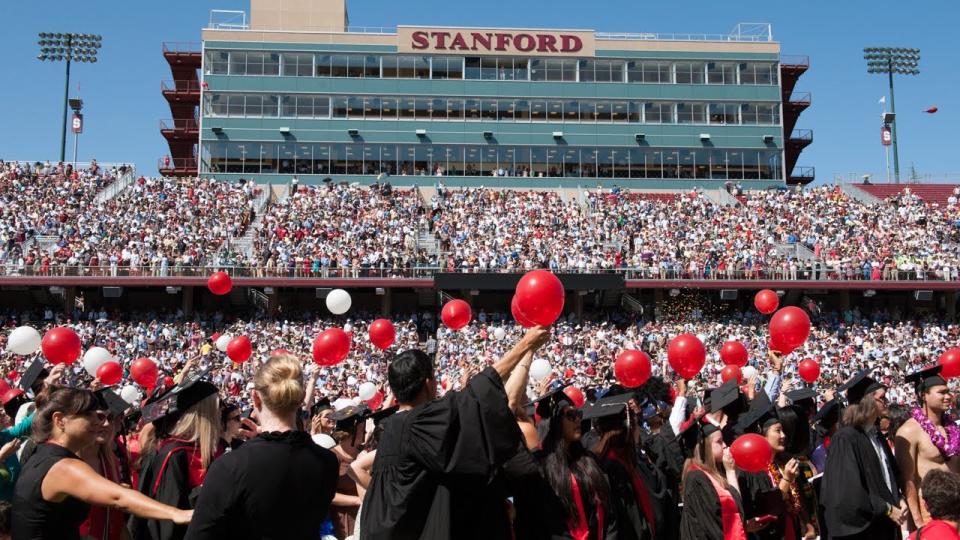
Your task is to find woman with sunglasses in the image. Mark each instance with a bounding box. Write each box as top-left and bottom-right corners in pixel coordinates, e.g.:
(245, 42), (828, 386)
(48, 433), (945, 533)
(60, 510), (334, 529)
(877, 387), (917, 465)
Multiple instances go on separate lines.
(218, 403), (244, 454)
(12, 387), (192, 540)
(78, 390), (129, 540)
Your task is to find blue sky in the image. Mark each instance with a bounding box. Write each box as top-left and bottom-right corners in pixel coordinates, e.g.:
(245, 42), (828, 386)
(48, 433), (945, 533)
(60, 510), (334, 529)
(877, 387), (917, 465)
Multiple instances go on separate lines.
(1, 0), (957, 183)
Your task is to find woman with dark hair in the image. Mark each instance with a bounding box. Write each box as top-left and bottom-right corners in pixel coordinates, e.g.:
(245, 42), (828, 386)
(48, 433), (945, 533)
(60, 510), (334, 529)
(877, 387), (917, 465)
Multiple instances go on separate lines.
(217, 403), (244, 453)
(11, 387), (191, 540)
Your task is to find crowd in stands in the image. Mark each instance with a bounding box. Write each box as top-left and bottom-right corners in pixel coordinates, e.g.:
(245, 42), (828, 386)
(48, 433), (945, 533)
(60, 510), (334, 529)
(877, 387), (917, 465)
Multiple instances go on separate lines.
(0, 302), (953, 414)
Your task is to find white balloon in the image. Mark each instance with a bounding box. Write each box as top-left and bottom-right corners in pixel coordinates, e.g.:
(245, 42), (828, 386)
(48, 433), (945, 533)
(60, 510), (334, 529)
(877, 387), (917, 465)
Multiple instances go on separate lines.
(332, 398), (354, 411)
(120, 385), (142, 405)
(493, 327), (506, 341)
(6, 326), (41, 355)
(82, 347), (115, 377)
(216, 334), (232, 352)
(346, 375), (358, 386)
(741, 365), (758, 381)
(358, 382), (377, 401)
(343, 323), (354, 333)
(326, 289), (352, 315)
(530, 359), (552, 382)
(312, 433), (337, 449)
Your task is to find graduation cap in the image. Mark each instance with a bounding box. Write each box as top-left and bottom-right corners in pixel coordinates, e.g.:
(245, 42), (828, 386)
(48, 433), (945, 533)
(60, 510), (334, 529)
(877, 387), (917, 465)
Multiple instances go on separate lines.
(141, 367), (218, 425)
(786, 387), (818, 417)
(709, 379), (747, 416)
(94, 388), (131, 417)
(583, 392), (632, 431)
(533, 384), (573, 419)
(734, 392), (778, 435)
(310, 397), (333, 417)
(813, 399), (841, 430)
(331, 405), (369, 432)
(19, 358), (48, 392)
(368, 405), (398, 427)
(838, 369), (886, 405)
(905, 365), (948, 395)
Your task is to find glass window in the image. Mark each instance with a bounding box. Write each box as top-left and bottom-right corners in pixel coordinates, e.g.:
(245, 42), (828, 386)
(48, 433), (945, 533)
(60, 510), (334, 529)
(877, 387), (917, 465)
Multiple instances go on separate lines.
(630, 61), (671, 83)
(244, 52), (278, 76)
(227, 94), (245, 117)
(530, 100), (546, 121)
(675, 62), (705, 84)
(742, 103), (780, 125)
(364, 97), (381, 120)
(278, 143), (296, 174)
(347, 96), (364, 118)
(381, 97), (397, 120)
(514, 99), (530, 121)
(229, 52), (247, 75)
(535, 59), (577, 81)
(481, 57), (498, 80)
(245, 95), (263, 117)
(382, 56), (399, 78)
(579, 100), (595, 122)
(464, 57), (481, 79)
(396, 56), (429, 78)
(315, 55), (331, 77)
(497, 99), (515, 121)
(594, 101), (612, 122)
(313, 144), (330, 175)
(644, 102), (674, 124)
(446, 98), (463, 120)
(209, 94), (228, 116)
(346, 55), (366, 78)
(431, 98), (447, 120)
(263, 95), (279, 117)
(281, 95), (296, 117)
(480, 99), (497, 120)
(611, 101), (629, 122)
(709, 103), (738, 125)
(206, 51), (229, 75)
(464, 99), (481, 120)
(260, 143), (278, 173)
(364, 56), (380, 78)
(530, 59), (546, 81)
(398, 98), (415, 119)
(707, 62), (736, 84)
(554, 100), (570, 122)
(502, 57), (528, 81)
(677, 102), (706, 124)
(628, 102), (642, 123)
(331, 56), (349, 77)
(578, 60), (594, 82)
(414, 98), (431, 119)
(282, 53), (313, 77)
(332, 96), (348, 118)
(433, 56), (464, 79)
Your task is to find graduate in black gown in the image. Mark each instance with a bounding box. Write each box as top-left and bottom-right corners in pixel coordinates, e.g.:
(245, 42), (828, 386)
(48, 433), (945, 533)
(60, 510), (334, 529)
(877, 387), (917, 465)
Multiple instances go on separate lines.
(822, 370), (905, 539)
(359, 326), (550, 540)
(130, 372), (222, 540)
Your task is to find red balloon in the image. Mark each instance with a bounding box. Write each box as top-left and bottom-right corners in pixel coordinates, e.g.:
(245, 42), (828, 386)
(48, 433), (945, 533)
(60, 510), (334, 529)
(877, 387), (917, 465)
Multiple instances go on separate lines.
(226, 336), (252, 363)
(563, 386), (586, 409)
(730, 433), (774, 473)
(938, 348), (960, 378)
(163, 376), (176, 388)
(720, 341), (749, 367)
(96, 361), (123, 386)
(514, 270), (565, 326)
(312, 328), (351, 366)
(768, 335), (794, 356)
(798, 359), (821, 383)
(366, 390), (385, 410)
(511, 296), (536, 328)
(614, 350), (652, 388)
(769, 307), (811, 353)
(369, 319), (396, 350)
(754, 289), (779, 315)
(41, 327), (82, 365)
(207, 271), (233, 296)
(720, 365), (743, 385)
(130, 358), (159, 388)
(270, 349), (291, 357)
(7, 370), (18, 381)
(0, 380), (9, 395)
(668, 334), (706, 379)
(441, 300), (472, 331)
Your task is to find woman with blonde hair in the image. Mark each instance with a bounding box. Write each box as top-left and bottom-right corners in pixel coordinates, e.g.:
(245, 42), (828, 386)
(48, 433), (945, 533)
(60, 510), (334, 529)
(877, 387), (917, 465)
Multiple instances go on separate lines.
(185, 354), (339, 540)
(129, 375), (222, 540)
(679, 419), (747, 540)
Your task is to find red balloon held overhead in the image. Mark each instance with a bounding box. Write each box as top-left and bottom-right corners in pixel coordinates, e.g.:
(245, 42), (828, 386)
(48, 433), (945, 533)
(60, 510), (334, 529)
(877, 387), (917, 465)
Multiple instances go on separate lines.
(511, 296), (536, 328)
(96, 362), (123, 386)
(312, 328), (351, 366)
(41, 327), (82, 365)
(369, 319), (396, 350)
(614, 350), (652, 388)
(366, 390), (385, 410)
(720, 365), (742, 385)
(730, 433), (773, 473)
(226, 336), (253, 363)
(563, 386), (586, 409)
(720, 341), (749, 367)
(754, 289), (779, 315)
(668, 334), (706, 379)
(441, 299), (472, 331)
(798, 359), (821, 383)
(769, 307), (811, 353)
(130, 358), (159, 388)
(939, 348), (960, 378)
(514, 270), (565, 326)
(207, 271), (233, 296)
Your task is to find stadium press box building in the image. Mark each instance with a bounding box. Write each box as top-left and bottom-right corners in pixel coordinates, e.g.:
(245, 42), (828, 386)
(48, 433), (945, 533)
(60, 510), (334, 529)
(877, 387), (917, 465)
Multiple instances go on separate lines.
(161, 0), (811, 188)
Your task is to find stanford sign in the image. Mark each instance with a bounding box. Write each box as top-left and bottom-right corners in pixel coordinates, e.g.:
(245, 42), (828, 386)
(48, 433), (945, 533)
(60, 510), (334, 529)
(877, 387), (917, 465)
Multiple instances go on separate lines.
(398, 27), (595, 57)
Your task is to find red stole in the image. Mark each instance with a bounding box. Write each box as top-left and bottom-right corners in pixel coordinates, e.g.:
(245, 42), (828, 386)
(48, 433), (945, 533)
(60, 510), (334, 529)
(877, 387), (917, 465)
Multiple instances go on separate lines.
(689, 465), (746, 540)
(568, 473), (605, 540)
(605, 449), (656, 537)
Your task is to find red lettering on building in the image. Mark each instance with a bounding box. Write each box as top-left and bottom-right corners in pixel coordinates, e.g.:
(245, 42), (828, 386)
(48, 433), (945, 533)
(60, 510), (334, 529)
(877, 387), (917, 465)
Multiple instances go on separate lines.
(514, 33), (535, 52)
(471, 33), (492, 51)
(411, 31), (429, 49)
(430, 31), (451, 50)
(450, 33), (469, 50)
(537, 34), (558, 52)
(561, 35), (583, 52)
(493, 33), (512, 51)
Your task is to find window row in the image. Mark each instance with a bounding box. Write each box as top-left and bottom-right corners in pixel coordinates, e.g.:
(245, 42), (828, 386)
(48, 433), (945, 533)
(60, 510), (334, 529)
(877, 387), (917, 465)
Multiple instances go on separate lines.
(203, 142), (783, 180)
(205, 51), (779, 85)
(204, 93), (781, 125)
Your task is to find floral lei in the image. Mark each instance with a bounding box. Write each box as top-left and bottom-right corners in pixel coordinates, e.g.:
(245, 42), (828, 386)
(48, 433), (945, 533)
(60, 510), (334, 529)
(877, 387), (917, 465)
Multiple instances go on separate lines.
(767, 463), (802, 515)
(911, 407), (960, 458)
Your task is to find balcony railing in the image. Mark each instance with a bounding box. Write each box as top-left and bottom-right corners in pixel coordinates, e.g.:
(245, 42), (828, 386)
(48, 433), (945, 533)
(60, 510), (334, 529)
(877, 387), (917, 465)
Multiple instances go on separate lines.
(158, 157), (198, 172)
(160, 119), (200, 131)
(162, 42), (201, 54)
(0, 263), (955, 282)
(786, 92), (812, 105)
(789, 129), (813, 142)
(161, 80), (203, 94)
(779, 55), (810, 68)
(791, 166), (815, 179)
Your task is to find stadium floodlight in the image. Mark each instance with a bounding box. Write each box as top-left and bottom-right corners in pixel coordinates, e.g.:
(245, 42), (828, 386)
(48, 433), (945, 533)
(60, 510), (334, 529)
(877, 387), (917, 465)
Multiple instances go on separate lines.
(864, 46), (920, 184)
(37, 32), (103, 162)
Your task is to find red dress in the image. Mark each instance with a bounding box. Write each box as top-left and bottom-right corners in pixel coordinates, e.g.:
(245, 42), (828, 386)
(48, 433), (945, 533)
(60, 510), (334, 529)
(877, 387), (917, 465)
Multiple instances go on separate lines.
(78, 451), (127, 540)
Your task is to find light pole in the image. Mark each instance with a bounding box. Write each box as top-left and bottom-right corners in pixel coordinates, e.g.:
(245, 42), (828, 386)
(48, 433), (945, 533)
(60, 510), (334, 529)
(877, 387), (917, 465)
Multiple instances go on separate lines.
(864, 47), (920, 184)
(37, 33), (101, 163)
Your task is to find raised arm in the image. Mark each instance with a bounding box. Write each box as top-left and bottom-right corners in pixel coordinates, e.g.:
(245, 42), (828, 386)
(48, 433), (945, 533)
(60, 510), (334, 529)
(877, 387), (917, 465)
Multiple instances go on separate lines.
(492, 327), (550, 382)
(347, 449), (377, 490)
(503, 351), (534, 414)
(45, 458), (191, 524)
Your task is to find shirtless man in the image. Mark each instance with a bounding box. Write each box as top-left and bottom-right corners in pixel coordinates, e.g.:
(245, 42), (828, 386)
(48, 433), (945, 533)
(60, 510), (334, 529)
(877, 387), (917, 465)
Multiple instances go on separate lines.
(895, 364), (960, 529)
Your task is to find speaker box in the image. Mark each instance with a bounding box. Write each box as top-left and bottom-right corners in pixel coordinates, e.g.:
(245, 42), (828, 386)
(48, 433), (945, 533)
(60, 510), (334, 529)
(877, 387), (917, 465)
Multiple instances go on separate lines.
(914, 290), (933, 302)
(102, 287), (123, 298)
(315, 288), (331, 299)
(720, 289), (738, 300)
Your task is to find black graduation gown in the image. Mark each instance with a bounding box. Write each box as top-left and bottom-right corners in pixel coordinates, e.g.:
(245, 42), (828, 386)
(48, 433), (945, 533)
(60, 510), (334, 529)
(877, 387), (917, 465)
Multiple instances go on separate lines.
(505, 446), (619, 540)
(736, 470), (800, 540)
(359, 367), (521, 540)
(184, 431), (339, 540)
(635, 441), (681, 540)
(679, 469), (745, 540)
(603, 458), (654, 540)
(821, 426), (900, 540)
(129, 441), (201, 540)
